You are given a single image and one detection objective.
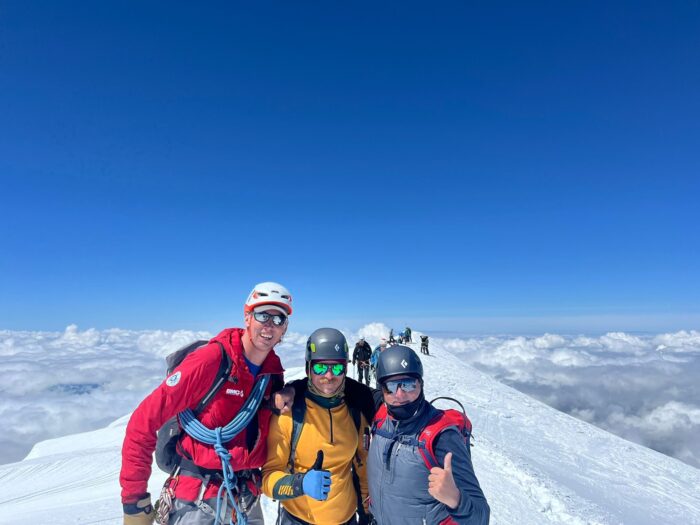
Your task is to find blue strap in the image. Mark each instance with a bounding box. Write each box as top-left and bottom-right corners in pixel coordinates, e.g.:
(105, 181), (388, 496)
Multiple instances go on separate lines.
(179, 374), (271, 525)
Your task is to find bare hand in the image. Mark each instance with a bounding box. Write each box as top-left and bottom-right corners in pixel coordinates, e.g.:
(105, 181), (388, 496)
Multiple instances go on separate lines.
(273, 385), (295, 414)
(428, 452), (460, 509)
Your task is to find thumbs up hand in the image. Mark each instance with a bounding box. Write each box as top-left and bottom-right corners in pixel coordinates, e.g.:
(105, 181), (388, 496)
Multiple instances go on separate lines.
(428, 452), (460, 509)
(302, 450), (332, 501)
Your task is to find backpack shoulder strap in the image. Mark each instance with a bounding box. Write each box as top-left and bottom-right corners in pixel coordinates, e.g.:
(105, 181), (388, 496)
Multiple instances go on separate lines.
(193, 342), (232, 416)
(165, 339), (210, 374)
(287, 380), (308, 472)
(418, 408), (470, 469)
(348, 401), (369, 522)
(342, 378), (375, 524)
(417, 410), (449, 469)
(371, 403), (388, 435)
(348, 403), (361, 432)
(169, 342), (233, 465)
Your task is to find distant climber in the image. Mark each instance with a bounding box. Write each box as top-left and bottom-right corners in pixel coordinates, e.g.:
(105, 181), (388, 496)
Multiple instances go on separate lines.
(352, 337), (373, 386)
(370, 339), (388, 387)
(420, 335), (429, 355)
(404, 326), (412, 343)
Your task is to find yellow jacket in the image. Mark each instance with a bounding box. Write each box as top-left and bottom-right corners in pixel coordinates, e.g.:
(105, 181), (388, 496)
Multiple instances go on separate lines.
(262, 396), (370, 525)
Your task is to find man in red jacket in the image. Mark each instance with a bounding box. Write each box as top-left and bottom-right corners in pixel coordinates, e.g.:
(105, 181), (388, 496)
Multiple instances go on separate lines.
(121, 282), (294, 525)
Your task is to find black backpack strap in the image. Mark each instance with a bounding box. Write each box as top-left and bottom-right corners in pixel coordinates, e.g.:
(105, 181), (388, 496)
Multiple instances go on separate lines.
(156, 342), (233, 472)
(193, 342), (232, 416)
(343, 377), (375, 522)
(347, 401), (369, 522)
(286, 379), (308, 473)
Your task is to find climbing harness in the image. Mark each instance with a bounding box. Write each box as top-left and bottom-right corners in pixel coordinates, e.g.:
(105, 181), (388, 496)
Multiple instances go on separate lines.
(178, 374), (270, 525)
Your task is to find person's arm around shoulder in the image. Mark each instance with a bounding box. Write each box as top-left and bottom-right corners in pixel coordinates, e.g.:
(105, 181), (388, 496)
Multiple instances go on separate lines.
(270, 373), (294, 414)
(431, 430), (490, 525)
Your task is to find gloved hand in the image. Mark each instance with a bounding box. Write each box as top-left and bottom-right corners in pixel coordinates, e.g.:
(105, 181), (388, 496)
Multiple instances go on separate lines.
(123, 494), (155, 525)
(302, 450), (331, 501)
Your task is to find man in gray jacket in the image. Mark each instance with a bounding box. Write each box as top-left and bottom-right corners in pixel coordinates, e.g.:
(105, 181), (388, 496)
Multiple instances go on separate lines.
(367, 346), (489, 525)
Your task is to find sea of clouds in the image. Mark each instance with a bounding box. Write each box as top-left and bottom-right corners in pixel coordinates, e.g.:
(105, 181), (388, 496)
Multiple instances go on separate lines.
(0, 324), (311, 465)
(1, 324), (699, 469)
(438, 330), (700, 468)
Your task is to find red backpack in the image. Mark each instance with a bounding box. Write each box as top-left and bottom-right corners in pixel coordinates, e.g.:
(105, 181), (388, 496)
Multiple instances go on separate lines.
(373, 396), (473, 469)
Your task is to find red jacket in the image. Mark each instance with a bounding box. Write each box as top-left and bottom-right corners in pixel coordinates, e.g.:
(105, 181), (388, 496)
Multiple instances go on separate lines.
(120, 328), (284, 503)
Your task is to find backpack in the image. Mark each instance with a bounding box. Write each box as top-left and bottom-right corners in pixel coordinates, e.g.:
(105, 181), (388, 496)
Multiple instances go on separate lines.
(285, 377), (375, 520)
(154, 340), (233, 473)
(373, 396), (472, 469)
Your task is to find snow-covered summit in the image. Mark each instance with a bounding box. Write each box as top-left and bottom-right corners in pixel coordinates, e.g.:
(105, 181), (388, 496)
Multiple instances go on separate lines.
(0, 337), (699, 524)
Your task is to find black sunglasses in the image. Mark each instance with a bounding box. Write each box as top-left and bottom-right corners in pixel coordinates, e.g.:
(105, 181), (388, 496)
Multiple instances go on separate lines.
(253, 311), (287, 326)
(382, 378), (419, 394)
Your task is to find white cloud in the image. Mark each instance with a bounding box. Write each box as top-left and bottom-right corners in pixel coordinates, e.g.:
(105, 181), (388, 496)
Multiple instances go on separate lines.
(0, 325), (221, 464)
(439, 329), (700, 468)
(2, 325), (700, 471)
(653, 330), (700, 354)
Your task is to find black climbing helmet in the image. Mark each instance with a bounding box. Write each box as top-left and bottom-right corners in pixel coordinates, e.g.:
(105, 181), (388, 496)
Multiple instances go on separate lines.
(376, 344), (423, 383)
(305, 328), (349, 362)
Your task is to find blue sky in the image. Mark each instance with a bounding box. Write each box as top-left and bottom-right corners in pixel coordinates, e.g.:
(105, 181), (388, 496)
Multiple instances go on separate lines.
(1, 2), (698, 334)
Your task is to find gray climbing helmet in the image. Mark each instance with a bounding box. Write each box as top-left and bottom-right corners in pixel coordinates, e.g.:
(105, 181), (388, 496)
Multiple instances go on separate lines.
(376, 345), (423, 382)
(305, 328), (349, 362)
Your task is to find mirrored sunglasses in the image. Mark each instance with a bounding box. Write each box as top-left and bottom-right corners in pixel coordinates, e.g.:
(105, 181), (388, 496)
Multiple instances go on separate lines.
(311, 362), (346, 377)
(253, 311), (287, 326)
(382, 378), (419, 394)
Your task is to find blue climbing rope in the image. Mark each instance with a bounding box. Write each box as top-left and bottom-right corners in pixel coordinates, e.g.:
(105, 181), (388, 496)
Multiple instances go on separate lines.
(178, 374), (271, 525)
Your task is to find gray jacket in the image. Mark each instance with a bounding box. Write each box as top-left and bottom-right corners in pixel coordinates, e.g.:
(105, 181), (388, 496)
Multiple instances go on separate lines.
(368, 401), (489, 525)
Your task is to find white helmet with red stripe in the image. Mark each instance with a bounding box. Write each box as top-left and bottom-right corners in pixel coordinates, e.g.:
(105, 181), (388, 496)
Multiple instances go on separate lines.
(244, 281), (293, 315)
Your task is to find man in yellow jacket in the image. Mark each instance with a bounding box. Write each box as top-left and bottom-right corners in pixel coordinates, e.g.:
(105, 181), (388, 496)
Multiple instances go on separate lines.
(262, 328), (375, 525)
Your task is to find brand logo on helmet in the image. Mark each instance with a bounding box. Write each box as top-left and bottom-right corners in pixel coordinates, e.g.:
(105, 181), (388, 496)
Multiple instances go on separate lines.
(401, 359), (408, 368)
(335, 344), (340, 352)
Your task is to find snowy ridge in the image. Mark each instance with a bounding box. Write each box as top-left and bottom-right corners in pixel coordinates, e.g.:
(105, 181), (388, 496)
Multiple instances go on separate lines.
(1, 339), (699, 524)
(422, 345), (700, 524)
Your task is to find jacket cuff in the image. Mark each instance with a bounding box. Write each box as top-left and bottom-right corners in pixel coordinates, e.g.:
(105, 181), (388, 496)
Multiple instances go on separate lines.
(123, 493), (152, 515)
(272, 473), (305, 500)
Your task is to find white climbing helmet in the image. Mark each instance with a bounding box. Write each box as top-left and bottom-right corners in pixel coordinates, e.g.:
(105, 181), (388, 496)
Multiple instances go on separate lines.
(244, 281), (293, 315)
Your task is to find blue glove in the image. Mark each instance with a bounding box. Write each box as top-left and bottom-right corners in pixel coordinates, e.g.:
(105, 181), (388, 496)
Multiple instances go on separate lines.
(302, 450), (332, 501)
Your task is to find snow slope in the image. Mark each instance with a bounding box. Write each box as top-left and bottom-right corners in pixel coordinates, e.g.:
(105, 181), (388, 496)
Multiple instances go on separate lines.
(1, 338), (699, 524)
